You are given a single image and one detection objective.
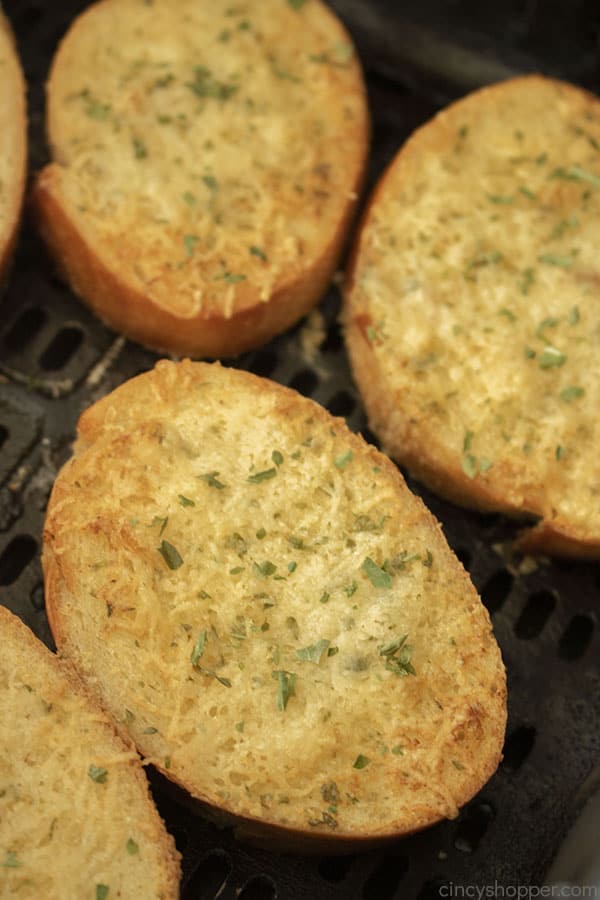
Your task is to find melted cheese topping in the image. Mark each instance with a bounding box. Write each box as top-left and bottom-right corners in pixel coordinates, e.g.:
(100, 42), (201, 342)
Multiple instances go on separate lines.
(47, 0), (367, 316)
(348, 77), (600, 539)
(44, 361), (505, 837)
(0, 611), (177, 899)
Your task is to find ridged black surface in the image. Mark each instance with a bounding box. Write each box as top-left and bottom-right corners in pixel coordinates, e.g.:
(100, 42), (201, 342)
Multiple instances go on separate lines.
(1, 2), (599, 897)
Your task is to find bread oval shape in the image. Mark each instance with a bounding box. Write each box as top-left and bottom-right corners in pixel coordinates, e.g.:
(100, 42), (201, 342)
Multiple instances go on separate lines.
(42, 359), (506, 850)
(345, 75), (600, 557)
(33, 0), (369, 358)
(0, 8), (27, 286)
(0, 605), (180, 898)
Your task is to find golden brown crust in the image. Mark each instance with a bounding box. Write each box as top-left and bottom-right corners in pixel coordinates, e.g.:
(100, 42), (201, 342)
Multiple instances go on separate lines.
(33, 0), (369, 357)
(0, 605), (181, 898)
(0, 9), (27, 288)
(345, 74), (600, 557)
(43, 359), (506, 850)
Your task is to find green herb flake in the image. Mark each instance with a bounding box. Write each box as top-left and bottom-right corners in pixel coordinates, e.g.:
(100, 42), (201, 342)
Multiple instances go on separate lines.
(235, 720), (245, 732)
(273, 670), (297, 711)
(458, 125), (469, 139)
(218, 28), (231, 42)
(256, 527), (266, 540)
(272, 450), (284, 466)
(499, 307), (516, 322)
(143, 726), (158, 734)
(344, 580), (358, 597)
(183, 234), (199, 258)
(568, 306), (580, 325)
(88, 764), (108, 784)
(362, 557), (393, 589)
(254, 560), (277, 578)
(538, 253), (574, 269)
(391, 745), (404, 756)
(200, 471), (226, 490)
(353, 754), (370, 770)
(202, 670), (232, 688)
(96, 886), (110, 900)
(379, 634), (416, 677)
(462, 454), (477, 479)
(288, 535), (304, 549)
(133, 137), (147, 159)
(479, 457), (493, 473)
(555, 445), (565, 461)
(423, 550), (434, 568)
(334, 450), (353, 469)
(487, 194), (514, 204)
(250, 245), (268, 261)
(229, 566), (244, 575)
(452, 759), (465, 771)
(191, 630), (208, 666)
(519, 186), (537, 200)
(158, 540), (184, 570)
(287, 0), (308, 7)
(2, 852), (21, 868)
(247, 468), (277, 484)
(80, 89), (111, 120)
(296, 639), (331, 663)
(319, 591), (330, 604)
(187, 65), (238, 100)
(215, 270), (246, 284)
(178, 494), (195, 507)
(539, 346), (567, 369)
(126, 838), (139, 855)
(465, 250), (502, 279)
(520, 267), (535, 295)
(550, 165), (600, 188)
(560, 385), (585, 402)
(164, 756), (171, 769)
(463, 430), (474, 452)
(524, 346), (536, 359)
(287, 561), (297, 573)
(152, 515), (169, 535)
(202, 174), (218, 192)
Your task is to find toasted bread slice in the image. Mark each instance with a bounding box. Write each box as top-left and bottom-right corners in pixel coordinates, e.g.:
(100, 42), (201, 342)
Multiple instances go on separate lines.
(33, 0), (368, 358)
(43, 359), (506, 850)
(0, 7), (27, 286)
(0, 605), (180, 899)
(345, 75), (600, 557)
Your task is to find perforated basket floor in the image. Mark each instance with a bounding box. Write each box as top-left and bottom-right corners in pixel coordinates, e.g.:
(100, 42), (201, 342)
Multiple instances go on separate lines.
(1, 2), (600, 898)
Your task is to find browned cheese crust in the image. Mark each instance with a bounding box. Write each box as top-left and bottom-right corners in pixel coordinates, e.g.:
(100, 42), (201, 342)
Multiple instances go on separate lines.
(33, 0), (369, 358)
(345, 75), (600, 557)
(0, 605), (180, 899)
(0, 8), (27, 287)
(43, 359), (506, 851)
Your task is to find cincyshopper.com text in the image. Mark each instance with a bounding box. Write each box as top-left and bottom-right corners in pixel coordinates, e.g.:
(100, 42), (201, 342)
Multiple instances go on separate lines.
(440, 884), (599, 899)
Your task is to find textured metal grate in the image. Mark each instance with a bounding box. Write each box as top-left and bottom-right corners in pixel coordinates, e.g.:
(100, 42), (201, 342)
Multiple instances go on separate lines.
(1, 1), (600, 897)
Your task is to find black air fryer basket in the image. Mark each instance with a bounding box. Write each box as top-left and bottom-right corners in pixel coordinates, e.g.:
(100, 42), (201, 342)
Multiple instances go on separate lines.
(1, 2), (599, 897)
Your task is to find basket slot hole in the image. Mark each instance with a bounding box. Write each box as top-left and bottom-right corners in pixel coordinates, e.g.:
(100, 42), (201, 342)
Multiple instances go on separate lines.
(454, 802), (494, 853)
(251, 350), (278, 378)
(31, 583), (45, 611)
(237, 874), (277, 900)
(182, 849), (231, 900)
(0, 424), (8, 451)
(170, 826), (189, 853)
(362, 854), (409, 899)
(502, 724), (536, 771)
(454, 545), (472, 571)
(39, 326), (84, 371)
(322, 321), (343, 353)
(514, 590), (556, 639)
(3, 307), (47, 353)
(0, 535), (38, 585)
(288, 368), (320, 396)
(318, 854), (356, 883)
(480, 569), (514, 614)
(558, 614), (595, 660)
(327, 390), (356, 417)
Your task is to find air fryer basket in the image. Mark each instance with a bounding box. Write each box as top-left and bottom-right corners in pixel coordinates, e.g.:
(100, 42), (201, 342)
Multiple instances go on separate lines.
(1, 2), (599, 897)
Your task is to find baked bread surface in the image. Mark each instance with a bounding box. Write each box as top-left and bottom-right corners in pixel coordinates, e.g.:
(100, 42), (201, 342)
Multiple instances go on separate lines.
(0, 605), (180, 900)
(345, 75), (600, 557)
(43, 359), (506, 848)
(0, 7), (27, 285)
(34, 0), (369, 357)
